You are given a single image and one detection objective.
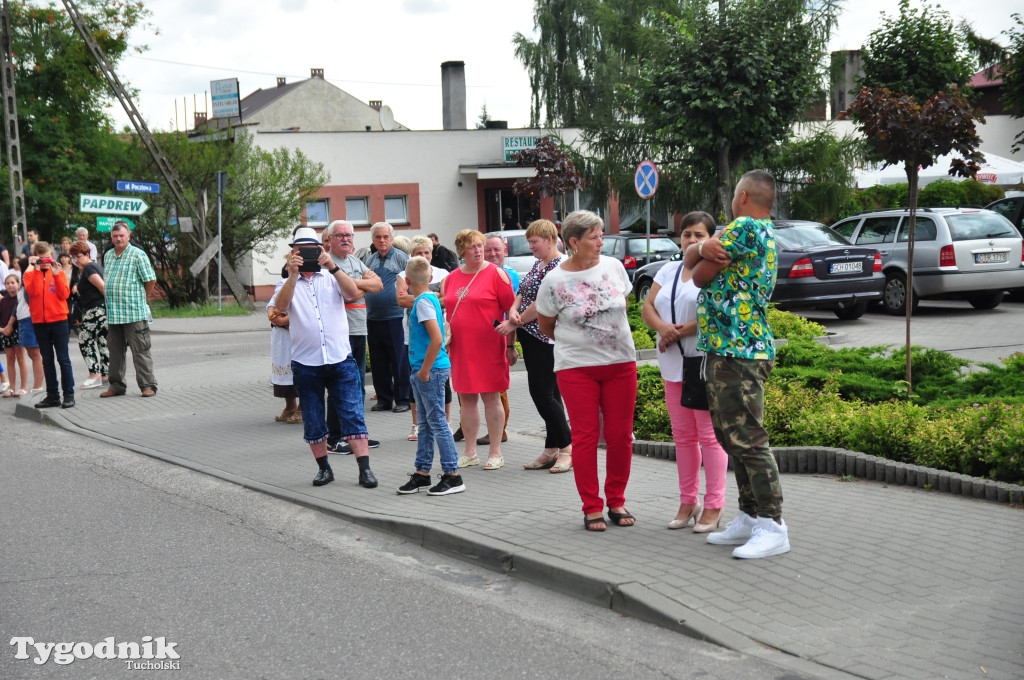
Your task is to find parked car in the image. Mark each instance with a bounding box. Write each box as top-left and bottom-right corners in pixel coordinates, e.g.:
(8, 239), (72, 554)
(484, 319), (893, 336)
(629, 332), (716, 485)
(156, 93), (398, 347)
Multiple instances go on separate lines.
(484, 229), (564, 276)
(986, 194), (1024, 238)
(631, 221), (884, 320)
(599, 234), (679, 281)
(830, 207), (1024, 315)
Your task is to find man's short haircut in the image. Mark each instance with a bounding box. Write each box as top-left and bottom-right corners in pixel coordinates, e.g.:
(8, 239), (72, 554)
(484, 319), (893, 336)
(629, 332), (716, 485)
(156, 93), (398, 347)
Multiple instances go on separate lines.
(370, 222), (393, 238)
(31, 241), (52, 256)
(27, 228), (38, 236)
(410, 235), (433, 253)
(405, 256), (431, 285)
(453, 229), (485, 256)
(525, 219), (558, 241)
(560, 210), (604, 248)
(110, 220), (130, 234)
(75, 226), (89, 238)
(427, 233), (439, 241)
(68, 242), (91, 258)
(739, 170), (776, 210)
(326, 220), (353, 237)
(680, 211), (717, 236)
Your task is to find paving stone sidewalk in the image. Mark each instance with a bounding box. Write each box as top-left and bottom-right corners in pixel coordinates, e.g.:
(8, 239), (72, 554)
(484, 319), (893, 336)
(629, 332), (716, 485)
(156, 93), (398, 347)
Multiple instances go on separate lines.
(11, 314), (1024, 680)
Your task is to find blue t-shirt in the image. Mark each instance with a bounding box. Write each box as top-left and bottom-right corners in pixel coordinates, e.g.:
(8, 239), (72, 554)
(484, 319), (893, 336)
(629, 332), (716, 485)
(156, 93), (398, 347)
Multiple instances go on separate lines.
(503, 265), (520, 294)
(408, 292), (451, 372)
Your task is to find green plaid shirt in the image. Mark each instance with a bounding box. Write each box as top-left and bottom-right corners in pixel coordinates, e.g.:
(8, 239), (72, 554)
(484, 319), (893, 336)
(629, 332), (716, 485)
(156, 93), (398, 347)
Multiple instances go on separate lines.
(104, 243), (156, 324)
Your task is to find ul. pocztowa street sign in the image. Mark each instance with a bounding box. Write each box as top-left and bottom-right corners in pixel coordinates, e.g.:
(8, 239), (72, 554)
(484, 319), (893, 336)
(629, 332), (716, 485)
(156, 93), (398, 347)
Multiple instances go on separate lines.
(79, 193), (150, 216)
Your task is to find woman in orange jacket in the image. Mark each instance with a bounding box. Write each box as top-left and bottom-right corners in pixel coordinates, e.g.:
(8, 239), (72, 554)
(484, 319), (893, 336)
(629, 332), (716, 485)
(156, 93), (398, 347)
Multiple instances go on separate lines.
(23, 241), (76, 408)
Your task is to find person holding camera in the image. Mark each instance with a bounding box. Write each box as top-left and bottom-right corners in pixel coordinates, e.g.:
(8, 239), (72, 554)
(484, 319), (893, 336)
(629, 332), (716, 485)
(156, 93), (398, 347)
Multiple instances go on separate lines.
(23, 242), (75, 408)
(273, 227), (378, 489)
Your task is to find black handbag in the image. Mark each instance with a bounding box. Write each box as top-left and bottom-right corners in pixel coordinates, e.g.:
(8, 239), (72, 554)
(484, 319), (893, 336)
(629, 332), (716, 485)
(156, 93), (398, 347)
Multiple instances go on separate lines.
(669, 268), (709, 411)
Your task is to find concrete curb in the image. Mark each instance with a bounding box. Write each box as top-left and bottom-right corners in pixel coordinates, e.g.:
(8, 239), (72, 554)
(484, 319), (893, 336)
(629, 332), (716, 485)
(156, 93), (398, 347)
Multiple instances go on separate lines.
(632, 440), (1024, 504)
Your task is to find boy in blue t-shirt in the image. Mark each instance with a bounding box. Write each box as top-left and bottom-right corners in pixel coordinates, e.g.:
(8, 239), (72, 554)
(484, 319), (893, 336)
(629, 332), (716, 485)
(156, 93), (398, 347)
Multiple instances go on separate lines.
(397, 256), (465, 496)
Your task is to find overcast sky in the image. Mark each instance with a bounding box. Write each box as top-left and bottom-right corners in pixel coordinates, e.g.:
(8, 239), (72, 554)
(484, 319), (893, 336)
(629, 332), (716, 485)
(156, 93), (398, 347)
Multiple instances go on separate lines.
(110, 0), (1020, 132)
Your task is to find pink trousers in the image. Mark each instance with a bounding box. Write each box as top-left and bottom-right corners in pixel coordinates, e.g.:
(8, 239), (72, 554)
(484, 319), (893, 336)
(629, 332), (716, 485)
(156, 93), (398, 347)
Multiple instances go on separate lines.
(664, 380), (728, 509)
(557, 362), (637, 515)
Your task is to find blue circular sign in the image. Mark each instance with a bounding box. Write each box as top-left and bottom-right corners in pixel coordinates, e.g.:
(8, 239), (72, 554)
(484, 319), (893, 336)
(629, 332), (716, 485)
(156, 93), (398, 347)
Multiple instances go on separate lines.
(635, 160), (659, 199)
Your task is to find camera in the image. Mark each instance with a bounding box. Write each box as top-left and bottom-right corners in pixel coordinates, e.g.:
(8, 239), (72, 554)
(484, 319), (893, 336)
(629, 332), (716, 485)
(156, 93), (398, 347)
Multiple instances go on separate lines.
(38, 256), (54, 266)
(299, 246), (322, 273)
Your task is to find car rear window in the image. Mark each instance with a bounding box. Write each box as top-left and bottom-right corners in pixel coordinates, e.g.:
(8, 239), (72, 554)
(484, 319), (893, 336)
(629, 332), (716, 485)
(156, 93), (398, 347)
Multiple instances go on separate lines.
(503, 234), (532, 257)
(627, 238), (678, 255)
(944, 213), (1020, 241)
(774, 224), (849, 249)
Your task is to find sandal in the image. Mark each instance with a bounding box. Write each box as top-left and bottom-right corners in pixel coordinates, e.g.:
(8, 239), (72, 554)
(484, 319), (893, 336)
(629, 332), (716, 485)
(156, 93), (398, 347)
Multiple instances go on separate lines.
(9, 389), (26, 398)
(482, 456), (504, 470)
(286, 411), (303, 424)
(583, 515), (607, 532)
(275, 408), (295, 423)
(523, 450), (557, 470)
(457, 455), (479, 468)
(550, 456), (573, 474)
(607, 509), (636, 527)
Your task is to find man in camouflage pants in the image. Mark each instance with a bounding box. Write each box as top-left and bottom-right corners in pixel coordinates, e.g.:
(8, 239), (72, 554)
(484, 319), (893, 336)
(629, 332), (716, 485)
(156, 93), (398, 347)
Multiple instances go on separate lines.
(685, 169), (789, 559)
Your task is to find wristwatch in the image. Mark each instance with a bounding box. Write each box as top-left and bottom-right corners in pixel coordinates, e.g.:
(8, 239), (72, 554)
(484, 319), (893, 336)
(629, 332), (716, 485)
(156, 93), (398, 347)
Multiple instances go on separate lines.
(329, 266), (341, 275)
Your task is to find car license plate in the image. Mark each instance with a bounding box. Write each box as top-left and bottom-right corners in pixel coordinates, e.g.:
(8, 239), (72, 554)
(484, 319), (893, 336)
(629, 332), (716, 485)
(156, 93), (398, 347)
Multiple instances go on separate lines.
(975, 252), (1007, 264)
(830, 261), (863, 274)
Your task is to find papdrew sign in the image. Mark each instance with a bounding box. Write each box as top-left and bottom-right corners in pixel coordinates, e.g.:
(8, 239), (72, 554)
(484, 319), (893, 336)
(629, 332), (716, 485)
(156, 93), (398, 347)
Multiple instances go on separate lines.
(79, 194), (150, 216)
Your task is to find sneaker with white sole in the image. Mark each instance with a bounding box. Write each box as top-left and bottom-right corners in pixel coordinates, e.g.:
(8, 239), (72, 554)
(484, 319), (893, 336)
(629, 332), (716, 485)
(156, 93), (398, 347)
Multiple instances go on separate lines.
(427, 473), (465, 496)
(732, 518), (790, 559)
(706, 511), (758, 545)
(81, 377), (104, 389)
(397, 473), (432, 495)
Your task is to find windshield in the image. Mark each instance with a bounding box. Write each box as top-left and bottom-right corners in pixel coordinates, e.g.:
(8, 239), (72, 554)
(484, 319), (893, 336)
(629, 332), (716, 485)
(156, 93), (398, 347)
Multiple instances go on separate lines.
(627, 238), (678, 255)
(774, 223), (850, 249)
(945, 213), (1019, 241)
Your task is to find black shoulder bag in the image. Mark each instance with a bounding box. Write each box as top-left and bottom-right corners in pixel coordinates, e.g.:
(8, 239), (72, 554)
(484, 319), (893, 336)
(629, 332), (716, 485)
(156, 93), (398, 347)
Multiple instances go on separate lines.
(669, 269), (709, 411)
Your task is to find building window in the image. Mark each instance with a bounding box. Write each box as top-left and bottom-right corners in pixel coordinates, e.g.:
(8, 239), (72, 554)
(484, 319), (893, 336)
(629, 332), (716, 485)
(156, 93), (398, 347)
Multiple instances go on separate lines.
(305, 199), (329, 227)
(384, 196), (409, 224)
(346, 197), (369, 225)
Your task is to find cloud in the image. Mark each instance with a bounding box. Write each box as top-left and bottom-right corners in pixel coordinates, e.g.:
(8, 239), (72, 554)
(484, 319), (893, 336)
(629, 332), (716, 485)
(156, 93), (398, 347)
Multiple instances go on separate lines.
(403, 0), (450, 13)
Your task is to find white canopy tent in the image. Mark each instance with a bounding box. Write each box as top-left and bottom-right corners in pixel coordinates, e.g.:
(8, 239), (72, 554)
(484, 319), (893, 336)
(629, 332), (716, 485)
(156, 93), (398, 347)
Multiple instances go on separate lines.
(856, 152), (1024, 189)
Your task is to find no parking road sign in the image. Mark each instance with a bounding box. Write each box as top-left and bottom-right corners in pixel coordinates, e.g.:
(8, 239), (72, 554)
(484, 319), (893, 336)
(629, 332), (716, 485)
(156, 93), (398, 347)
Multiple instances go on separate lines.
(635, 160), (659, 199)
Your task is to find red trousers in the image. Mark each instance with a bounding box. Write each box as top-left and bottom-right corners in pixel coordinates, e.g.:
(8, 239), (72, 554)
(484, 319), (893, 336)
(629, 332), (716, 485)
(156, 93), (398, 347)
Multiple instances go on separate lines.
(556, 361), (637, 515)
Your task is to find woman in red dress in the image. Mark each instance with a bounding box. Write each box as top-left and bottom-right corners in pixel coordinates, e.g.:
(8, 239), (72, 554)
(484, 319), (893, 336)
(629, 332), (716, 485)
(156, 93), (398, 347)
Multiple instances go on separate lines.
(442, 229), (516, 471)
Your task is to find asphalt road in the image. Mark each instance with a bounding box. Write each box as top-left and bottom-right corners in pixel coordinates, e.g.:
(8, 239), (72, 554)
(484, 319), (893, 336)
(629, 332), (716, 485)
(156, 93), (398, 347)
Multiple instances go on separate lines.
(0, 415), (817, 680)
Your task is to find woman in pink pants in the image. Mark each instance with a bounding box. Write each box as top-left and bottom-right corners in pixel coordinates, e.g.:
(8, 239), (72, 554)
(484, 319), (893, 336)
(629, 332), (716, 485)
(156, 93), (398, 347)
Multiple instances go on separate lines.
(641, 212), (728, 532)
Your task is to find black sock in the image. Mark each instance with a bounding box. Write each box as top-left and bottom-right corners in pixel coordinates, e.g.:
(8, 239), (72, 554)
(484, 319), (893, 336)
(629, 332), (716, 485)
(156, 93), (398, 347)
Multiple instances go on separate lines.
(356, 455), (370, 471)
(316, 455), (331, 471)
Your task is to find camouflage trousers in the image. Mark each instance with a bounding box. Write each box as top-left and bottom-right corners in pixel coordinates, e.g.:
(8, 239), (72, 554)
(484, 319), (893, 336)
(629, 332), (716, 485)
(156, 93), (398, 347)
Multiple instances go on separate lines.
(704, 354), (783, 521)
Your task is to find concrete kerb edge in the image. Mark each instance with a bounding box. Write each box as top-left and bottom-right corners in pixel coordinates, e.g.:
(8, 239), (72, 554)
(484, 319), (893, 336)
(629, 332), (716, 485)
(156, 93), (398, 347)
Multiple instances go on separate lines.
(632, 441), (1024, 505)
(16, 402), (778, 663)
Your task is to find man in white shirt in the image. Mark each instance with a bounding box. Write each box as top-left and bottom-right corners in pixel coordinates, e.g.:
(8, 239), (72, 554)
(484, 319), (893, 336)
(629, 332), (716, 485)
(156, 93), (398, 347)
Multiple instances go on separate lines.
(272, 227), (378, 488)
(75, 227), (98, 261)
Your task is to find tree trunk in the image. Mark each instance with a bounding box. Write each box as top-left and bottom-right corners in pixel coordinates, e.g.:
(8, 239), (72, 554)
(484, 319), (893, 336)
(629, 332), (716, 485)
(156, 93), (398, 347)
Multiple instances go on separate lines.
(717, 145), (732, 221)
(904, 165), (919, 398)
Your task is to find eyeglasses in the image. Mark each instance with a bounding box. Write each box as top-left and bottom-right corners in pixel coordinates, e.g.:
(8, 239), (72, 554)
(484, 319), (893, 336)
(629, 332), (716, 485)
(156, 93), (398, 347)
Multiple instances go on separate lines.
(332, 233), (354, 240)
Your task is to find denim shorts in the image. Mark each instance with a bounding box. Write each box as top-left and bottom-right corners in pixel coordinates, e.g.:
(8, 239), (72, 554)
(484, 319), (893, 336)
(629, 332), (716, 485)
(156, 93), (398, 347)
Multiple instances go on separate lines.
(17, 317), (37, 348)
(291, 357), (368, 445)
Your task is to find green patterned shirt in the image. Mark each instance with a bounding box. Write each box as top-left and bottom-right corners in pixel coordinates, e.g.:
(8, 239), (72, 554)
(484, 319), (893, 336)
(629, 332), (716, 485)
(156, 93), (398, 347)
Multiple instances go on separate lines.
(104, 243), (156, 324)
(696, 216), (777, 360)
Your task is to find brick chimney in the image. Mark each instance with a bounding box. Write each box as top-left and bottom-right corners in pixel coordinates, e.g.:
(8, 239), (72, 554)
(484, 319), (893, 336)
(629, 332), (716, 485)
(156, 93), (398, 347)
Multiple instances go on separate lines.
(369, 100), (382, 112)
(277, 77), (286, 87)
(441, 61), (467, 130)
(311, 68), (324, 79)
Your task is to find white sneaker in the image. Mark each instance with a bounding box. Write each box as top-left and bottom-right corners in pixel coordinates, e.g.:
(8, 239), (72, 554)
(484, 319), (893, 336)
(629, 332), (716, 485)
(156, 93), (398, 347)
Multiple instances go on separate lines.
(706, 511), (758, 545)
(81, 377), (104, 389)
(732, 518), (790, 559)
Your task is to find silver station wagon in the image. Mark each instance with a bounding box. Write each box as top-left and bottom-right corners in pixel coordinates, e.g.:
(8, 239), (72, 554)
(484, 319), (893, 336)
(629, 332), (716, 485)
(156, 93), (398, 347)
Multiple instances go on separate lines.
(830, 207), (1024, 315)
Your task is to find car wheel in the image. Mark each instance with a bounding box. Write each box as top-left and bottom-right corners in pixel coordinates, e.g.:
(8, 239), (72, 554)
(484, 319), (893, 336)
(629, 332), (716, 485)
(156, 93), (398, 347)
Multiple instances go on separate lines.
(882, 271), (918, 316)
(968, 291), (1004, 310)
(634, 278), (653, 302)
(833, 301), (868, 320)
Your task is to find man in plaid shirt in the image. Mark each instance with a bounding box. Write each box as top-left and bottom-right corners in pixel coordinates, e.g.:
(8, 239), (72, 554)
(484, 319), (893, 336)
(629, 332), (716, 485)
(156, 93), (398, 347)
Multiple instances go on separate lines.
(100, 221), (158, 398)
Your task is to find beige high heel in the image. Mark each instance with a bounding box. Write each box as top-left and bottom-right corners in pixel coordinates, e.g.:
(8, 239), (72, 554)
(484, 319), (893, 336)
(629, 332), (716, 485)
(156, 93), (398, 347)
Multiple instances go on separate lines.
(693, 508), (723, 533)
(667, 501), (702, 530)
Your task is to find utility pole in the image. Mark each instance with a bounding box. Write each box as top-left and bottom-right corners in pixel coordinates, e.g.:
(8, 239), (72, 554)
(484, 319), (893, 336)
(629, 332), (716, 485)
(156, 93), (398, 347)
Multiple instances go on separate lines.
(0, 0), (27, 250)
(60, 0), (254, 310)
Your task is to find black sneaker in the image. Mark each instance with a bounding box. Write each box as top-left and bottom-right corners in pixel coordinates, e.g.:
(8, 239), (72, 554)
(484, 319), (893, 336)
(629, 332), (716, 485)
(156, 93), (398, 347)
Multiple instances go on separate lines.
(397, 473), (432, 495)
(367, 439), (380, 449)
(427, 474), (465, 496)
(327, 441), (352, 455)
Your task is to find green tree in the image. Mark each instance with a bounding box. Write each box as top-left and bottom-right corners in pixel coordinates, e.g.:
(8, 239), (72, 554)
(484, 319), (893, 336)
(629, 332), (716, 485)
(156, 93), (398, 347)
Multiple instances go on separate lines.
(765, 124), (867, 224)
(997, 14), (1024, 152)
(859, 0), (974, 102)
(108, 131), (328, 307)
(513, 0), (678, 128)
(1, 1), (151, 247)
(585, 0), (840, 220)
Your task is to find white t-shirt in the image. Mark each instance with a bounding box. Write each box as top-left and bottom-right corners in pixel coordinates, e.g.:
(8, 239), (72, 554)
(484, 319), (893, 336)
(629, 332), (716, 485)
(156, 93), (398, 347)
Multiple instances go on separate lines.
(652, 262), (703, 382)
(535, 255), (635, 372)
